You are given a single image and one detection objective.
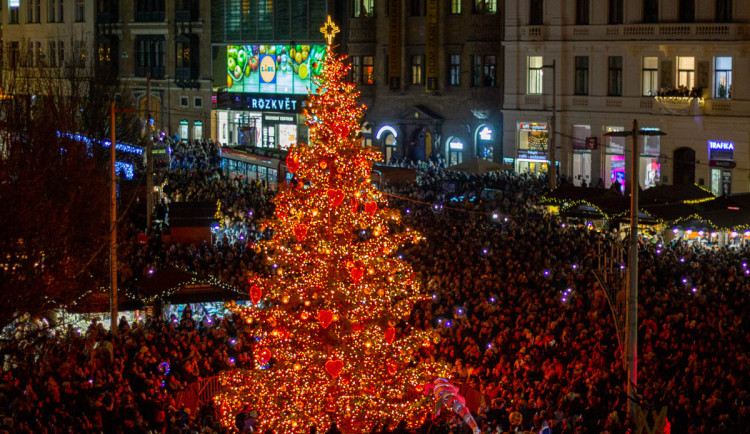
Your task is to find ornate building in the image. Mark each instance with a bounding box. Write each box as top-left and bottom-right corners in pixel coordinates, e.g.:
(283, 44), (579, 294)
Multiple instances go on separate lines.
(503, 0), (750, 194)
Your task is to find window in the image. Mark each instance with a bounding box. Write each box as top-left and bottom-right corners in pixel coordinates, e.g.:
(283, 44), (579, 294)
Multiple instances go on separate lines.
(449, 54), (461, 86)
(410, 55), (423, 85)
(574, 56), (589, 95)
(529, 0), (543, 25)
(75, 0), (84, 21)
(714, 57), (732, 99)
(410, 0), (425, 16)
(135, 0), (165, 22)
(8, 42), (20, 68)
(608, 56), (622, 96)
(527, 56), (543, 94)
(9, 6), (19, 24)
(59, 0), (64, 22)
(450, 0), (461, 14)
(194, 97), (202, 107)
(351, 56), (361, 83)
(73, 40), (86, 67)
(353, 0), (374, 18)
(28, 0), (40, 23)
(472, 56), (482, 87)
(26, 42), (33, 67)
(362, 55), (374, 84)
(643, 0), (658, 23)
(48, 41), (56, 67)
(472, 55), (496, 87)
(642, 57), (658, 95)
(35, 41), (42, 67)
(608, 0), (623, 24)
(484, 55), (496, 87)
(49, 0), (56, 22)
(679, 0), (694, 23)
(180, 96), (189, 107)
(576, 0), (589, 25)
(176, 35), (199, 80)
(716, 0), (732, 23)
(193, 121), (203, 140)
(474, 0), (497, 14)
(677, 56), (695, 89)
(58, 41), (64, 67)
(135, 36), (166, 78)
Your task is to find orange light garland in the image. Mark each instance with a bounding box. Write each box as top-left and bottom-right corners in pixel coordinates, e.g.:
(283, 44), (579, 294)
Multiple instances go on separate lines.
(214, 17), (448, 433)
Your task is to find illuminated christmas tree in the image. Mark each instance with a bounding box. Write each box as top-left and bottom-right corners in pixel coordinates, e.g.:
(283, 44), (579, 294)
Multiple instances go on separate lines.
(215, 17), (447, 433)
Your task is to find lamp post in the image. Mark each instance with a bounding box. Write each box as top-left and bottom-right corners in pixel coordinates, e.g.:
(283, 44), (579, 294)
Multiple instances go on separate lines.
(542, 60), (556, 189)
(604, 119), (666, 417)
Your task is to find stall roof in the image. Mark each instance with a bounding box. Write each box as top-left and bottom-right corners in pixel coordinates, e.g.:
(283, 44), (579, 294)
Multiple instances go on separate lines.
(640, 184), (715, 205)
(133, 267), (248, 304)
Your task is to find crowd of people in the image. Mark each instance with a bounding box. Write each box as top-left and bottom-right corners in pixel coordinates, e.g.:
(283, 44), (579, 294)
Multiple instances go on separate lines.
(2, 139), (748, 433)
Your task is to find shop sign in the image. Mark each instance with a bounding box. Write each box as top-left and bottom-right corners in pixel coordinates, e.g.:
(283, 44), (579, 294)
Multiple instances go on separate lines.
(263, 113), (296, 123)
(520, 122), (548, 132)
(250, 96), (299, 111)
(708, 140), (734, 162)
(478, 126), (493, 141)
(709, 160), (736, 169)
(517, 149), (548, 160)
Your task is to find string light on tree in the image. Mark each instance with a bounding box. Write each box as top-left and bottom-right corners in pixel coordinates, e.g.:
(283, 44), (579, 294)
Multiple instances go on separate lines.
(214, 16), (447, 433)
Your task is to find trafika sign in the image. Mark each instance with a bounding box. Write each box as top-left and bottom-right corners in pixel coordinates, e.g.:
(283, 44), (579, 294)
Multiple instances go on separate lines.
(708, 140), (734, 151)
(259, 55), (276, 84)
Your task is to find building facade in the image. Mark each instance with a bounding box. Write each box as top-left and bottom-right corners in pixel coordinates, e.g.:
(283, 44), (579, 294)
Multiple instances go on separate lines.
(0, 1), (212, 142)
(209, 0), (330, 151)
(208, 0), (504, 166)
(503, 0), (750, 195)
(343, 0), (504, 165)
(98, 0), (213, 141)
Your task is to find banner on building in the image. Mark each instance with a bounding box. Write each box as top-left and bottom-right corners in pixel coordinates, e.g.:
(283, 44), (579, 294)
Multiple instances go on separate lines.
(425, 0), (439, 91)
(388, 0), (402, 90)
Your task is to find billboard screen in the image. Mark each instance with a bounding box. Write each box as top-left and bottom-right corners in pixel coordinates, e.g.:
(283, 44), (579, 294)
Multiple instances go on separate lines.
(225, 44), (326, 95)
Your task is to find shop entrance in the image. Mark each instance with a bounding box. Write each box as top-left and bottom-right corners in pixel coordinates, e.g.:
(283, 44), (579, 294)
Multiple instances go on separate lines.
(673, 147), (696, 185)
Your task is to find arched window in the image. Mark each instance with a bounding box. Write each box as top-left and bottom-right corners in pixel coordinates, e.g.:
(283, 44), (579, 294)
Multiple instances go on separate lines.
(447, 137), (464, 165)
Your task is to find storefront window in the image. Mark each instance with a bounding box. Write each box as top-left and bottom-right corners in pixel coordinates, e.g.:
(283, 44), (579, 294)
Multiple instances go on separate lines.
(476, 125), (493, 160)
(605, 126), (625, 189)
(193, 121), (203, 141)
(641, 127), (661, 188)
(517, 122), (549, 174)
(448, 138), (464, 165)
(179, 120), (189, 141)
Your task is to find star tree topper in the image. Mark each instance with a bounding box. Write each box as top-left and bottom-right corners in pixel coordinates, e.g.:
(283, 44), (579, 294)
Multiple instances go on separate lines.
(320, 15), (340, 45)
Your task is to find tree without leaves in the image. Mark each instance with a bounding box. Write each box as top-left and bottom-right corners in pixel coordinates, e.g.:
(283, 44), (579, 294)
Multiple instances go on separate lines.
(0, 41), (140, 338)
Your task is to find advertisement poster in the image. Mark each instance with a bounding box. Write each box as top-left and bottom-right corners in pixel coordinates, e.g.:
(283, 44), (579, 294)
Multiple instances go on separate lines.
(226, 44), (326, 95)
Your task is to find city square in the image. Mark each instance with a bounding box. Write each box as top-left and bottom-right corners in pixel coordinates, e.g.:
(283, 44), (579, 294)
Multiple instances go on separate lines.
(0, 1), (748, 433)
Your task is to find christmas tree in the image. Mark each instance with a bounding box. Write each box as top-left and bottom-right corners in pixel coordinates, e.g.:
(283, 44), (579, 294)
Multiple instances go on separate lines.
(215, 17), (447, 433)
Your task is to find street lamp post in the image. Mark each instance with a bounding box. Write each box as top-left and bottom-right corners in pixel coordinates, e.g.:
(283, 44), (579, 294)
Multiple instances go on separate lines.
(542, 60), (556, 189)
(604, 119), (666, 418)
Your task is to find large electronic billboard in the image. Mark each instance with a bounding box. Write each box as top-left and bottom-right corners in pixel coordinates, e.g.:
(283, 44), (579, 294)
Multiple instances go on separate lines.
(225, 44), (326, 95)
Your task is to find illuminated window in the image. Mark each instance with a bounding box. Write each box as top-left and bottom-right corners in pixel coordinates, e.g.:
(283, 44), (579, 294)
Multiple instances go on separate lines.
(353, 0), (375, 17)
(677, 56), (695, 89)
(527, 56), (543, 94)
(362, 56), (374, 85)
(714, 57), (732, 99)
(411, 55), (423, 85)
(450, 0), (461, 14)
(449, 54), (460, 86)
(474, 0), (496, 14)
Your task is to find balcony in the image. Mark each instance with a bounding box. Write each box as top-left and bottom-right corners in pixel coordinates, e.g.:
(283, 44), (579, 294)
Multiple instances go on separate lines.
(135, 10), (165, 22)
(135, 65), (165, 78)
(512, 22), (747, 42)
